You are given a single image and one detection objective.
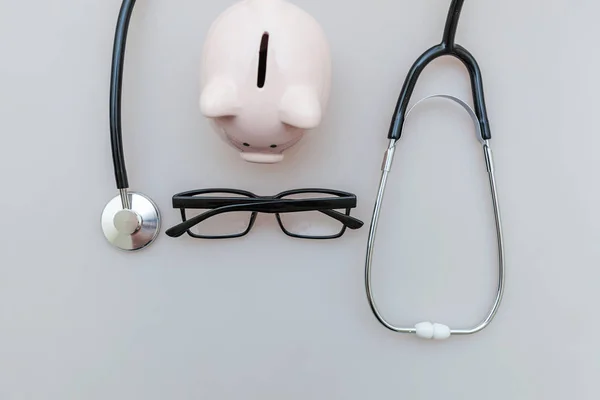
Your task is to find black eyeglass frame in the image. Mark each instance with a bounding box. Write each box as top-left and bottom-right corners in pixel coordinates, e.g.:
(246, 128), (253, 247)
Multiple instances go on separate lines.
(166, 188), (364, 240)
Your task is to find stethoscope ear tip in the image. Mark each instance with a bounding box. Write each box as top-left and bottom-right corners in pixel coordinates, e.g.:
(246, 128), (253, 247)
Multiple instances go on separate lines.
(101, 192), (161, 251)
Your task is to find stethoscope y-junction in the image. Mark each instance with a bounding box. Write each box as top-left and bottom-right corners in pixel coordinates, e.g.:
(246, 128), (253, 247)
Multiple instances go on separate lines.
(364, 0), (505, 340)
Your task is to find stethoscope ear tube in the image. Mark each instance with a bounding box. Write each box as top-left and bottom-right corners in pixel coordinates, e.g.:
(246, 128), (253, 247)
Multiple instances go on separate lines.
(102, 0), (161, 251)
(365, 95), (505, 340)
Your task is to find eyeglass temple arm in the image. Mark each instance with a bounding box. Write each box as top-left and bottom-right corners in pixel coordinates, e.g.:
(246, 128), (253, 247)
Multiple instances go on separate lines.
(319, 209), (363, 229)
(166, 201), (363, 238)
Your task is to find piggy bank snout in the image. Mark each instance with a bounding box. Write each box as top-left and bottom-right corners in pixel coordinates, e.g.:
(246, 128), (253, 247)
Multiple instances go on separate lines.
(214, 114), (305, 163)
(200, 84), (317, 162)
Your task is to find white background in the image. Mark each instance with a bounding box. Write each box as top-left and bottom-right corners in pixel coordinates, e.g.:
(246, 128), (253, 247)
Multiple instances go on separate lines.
(0, 0), (598, 398)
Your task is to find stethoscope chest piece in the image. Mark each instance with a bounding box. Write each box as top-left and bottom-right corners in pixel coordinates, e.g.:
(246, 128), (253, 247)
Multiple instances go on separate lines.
(101, 191), (161, 251)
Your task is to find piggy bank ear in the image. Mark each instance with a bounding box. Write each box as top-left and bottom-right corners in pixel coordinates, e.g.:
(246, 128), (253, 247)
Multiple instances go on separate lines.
(279, 86), (322, 129)
(200, 77), (241, 118)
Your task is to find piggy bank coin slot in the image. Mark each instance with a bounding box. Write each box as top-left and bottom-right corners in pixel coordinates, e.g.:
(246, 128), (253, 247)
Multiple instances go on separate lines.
(257, 32), (270, 88)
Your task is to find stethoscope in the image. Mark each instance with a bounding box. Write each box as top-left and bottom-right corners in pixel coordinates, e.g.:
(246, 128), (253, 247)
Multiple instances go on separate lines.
(102, 0), (161, 251)
(100, 1), (506, 339)
(364, 0), (505, 340)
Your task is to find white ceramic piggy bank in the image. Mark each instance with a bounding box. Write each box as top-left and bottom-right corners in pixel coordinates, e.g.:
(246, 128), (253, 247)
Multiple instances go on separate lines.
(200, 0), (332, 163)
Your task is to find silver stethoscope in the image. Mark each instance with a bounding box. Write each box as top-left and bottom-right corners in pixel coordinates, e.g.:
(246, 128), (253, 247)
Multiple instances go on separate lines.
(102, 0), (161, 251)
(364, 0), (505, 340)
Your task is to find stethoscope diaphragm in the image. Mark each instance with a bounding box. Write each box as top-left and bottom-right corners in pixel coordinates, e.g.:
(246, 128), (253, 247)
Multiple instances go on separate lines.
(101, 191), (160, 251)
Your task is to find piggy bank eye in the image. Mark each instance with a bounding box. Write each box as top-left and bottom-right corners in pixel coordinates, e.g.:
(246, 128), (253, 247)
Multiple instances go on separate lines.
(257, 32), (269, 88)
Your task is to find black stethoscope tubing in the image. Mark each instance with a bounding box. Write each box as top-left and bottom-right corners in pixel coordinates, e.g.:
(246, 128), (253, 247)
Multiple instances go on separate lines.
(110, 0), (136, 190)
(387, 0), (491, 143)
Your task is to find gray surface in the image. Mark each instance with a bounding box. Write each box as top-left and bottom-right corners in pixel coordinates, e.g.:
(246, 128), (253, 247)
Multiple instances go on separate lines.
(0, 0), (598, 398)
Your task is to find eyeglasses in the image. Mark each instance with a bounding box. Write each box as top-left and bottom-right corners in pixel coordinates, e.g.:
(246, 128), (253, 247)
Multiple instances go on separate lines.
(165, 188), (364, 239)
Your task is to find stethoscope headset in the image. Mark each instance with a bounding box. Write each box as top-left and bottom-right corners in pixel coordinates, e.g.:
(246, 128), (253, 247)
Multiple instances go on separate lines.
(364, 0), (505, 340)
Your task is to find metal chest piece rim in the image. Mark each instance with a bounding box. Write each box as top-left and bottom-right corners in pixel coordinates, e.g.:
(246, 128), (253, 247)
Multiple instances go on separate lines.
(101, 191), (161, 251)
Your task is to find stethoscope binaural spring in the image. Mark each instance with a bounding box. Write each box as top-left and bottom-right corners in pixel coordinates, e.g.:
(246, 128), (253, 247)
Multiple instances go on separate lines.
(364, 0), (505, 340)
(101, 0), (161, 251)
